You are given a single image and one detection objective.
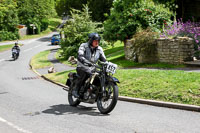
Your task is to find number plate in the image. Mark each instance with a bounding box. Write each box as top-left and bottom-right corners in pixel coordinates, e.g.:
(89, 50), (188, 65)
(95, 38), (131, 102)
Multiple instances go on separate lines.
(106, 62), (117, 74)
(12, 49), (17, 53)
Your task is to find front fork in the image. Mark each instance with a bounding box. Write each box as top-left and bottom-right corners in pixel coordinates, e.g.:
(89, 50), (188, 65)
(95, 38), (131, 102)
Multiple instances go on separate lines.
(100, 74), (107, 97)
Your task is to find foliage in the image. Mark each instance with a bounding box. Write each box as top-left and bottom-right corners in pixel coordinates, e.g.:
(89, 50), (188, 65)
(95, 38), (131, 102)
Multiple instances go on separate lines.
(131, 28), (159, 55)
(103, 0), (173, 42)
(87, 0), (113, 22)
(55, 0), (113, 22)
(0, 31), (19, 41)
(40, 19), (50, 32)
(0, 0), (19, 41)
(17, 0), (56, 34)
(60, 5), (103, 59)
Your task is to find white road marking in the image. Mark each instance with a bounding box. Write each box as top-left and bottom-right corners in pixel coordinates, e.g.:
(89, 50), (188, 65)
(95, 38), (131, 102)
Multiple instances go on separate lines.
(23, 48), (33, 52)
(34, 45), (41, 48)
(0, 117), (32, 133)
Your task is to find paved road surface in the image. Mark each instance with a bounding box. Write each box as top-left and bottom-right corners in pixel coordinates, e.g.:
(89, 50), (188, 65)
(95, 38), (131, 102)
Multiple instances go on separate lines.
(0, 33), (200, 133)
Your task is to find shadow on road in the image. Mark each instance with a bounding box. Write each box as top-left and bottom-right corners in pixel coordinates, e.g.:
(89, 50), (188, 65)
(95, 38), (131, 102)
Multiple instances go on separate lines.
(5, 59), (15, 61)
(42, 104), (109, 116)
(0, 92), (8, 95)
(37, 37), (51, 42)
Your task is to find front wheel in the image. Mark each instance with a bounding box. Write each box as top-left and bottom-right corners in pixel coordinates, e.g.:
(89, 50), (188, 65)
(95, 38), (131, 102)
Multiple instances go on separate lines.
(68, 87), (81, 107)
(97, 83), (118, 114)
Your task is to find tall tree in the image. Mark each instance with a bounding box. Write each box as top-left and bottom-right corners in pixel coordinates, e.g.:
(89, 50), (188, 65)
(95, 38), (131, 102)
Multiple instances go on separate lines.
(17, 0), (56, 26)
(0, 0), (19, 40)
(55, 0), (113, 22)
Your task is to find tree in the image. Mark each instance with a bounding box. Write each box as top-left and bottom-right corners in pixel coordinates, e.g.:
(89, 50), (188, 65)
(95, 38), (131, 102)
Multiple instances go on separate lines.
(0, 0), (19, 41)
(17, 0), (57, 33)
(103, 0), (173, 43)
(55, 0), (113, 22)
(60, 5), (103, 59)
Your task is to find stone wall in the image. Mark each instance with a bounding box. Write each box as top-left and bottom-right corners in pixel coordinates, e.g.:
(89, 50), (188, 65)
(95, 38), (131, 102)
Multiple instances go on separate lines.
(124, 40), (135, 61)
(124, 37), (194, 64)
(19, 27), (28, 37)
(124, 39), (158, 63)
(157, 37), (194, 64)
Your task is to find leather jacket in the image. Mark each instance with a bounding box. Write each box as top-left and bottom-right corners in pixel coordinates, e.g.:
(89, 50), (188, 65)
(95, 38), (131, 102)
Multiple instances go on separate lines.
(12, 46), (20, 52)
(77, 42), (106, 68)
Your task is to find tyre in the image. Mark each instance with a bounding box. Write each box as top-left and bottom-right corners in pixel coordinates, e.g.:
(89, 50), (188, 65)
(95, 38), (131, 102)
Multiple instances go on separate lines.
(97, 83), (118, 114)
(68, 86), (81, 107)
(13, 54), (17, 61)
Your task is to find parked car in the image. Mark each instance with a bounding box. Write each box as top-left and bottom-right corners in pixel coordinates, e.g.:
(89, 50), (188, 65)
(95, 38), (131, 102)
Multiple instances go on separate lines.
(51, 34), (61, 45)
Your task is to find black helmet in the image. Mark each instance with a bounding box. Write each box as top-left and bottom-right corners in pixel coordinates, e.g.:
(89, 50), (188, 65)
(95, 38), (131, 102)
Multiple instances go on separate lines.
(88, 33), (101, 45)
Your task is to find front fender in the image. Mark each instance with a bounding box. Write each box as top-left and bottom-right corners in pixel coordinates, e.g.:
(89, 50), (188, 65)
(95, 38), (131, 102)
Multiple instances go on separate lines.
(108, 76), (120, 83)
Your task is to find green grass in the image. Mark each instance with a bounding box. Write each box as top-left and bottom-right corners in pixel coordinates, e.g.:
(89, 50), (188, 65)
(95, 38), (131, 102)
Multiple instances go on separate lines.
(115, 69), (200, 106)
(0, 44), (23, 52)
(44, 70), (76, 85)
(45, 69), (200, 106)
(30, 50), (53, 69)
(55, 49), (77, 67)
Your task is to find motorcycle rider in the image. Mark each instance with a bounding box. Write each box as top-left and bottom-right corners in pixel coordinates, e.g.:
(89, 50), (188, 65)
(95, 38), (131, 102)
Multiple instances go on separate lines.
(12, 42), (20, 58)
(72, 33), (107, 98)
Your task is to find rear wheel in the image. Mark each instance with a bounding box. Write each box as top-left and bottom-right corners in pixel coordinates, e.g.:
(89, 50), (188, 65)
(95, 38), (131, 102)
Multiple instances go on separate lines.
(13, 54), (17, 60)
(97, 83), (118, 114)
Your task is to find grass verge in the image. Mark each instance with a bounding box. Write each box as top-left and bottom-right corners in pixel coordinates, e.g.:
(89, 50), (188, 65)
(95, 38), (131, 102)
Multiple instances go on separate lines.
(30, 50), (53, 69)
(45, 69), (200, 106)
(0, 44), (23, 52)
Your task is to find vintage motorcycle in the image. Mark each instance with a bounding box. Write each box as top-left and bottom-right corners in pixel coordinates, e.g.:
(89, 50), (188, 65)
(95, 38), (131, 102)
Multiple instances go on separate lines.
(66, 61), (119, 114)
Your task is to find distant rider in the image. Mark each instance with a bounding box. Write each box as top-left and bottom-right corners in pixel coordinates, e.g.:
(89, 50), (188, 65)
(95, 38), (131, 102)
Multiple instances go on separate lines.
(72, 33), (107, 98)
(12, 42), (20, 58)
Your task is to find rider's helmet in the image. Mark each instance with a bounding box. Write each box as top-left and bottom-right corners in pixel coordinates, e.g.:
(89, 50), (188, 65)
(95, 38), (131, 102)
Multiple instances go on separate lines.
(15, 42), (18, 46)
(88, 33), (101, 46)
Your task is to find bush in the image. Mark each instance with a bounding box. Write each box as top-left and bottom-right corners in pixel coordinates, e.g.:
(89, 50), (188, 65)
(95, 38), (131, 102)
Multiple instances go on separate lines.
(41, 19), (50, 31)
(103, 0), (173, 42)
(60, 5), (104, 59)
(131, 28), (159, 55)
(0, 30), (19, 41)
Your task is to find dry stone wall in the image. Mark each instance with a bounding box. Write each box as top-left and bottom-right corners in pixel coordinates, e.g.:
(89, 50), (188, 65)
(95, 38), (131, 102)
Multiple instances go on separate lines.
(157, 37), (194, 64)
(124, 37), (194, 64)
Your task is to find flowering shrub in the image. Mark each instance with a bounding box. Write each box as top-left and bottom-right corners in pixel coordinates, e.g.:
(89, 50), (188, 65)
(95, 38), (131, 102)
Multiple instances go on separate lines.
(103, 0), (173, 42)
(161, 19), (200, 49)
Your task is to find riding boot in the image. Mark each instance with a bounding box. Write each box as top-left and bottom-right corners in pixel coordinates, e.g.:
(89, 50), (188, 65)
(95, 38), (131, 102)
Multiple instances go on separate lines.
(72, 84), (80, 98)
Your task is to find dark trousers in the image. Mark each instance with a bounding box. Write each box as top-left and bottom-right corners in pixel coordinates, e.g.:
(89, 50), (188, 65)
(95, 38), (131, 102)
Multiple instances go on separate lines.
(76, 67), (93, 92)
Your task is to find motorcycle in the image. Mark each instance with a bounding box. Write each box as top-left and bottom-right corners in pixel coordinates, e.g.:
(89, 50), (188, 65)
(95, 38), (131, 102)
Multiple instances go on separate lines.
(66, 61), (119, 114)
(12, 48), (19, 60)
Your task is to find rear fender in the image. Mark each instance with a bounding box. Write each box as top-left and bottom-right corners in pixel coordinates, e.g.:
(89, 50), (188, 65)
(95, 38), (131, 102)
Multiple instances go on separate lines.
(66, 72), (79, 87)
(66, 79), (71, 86)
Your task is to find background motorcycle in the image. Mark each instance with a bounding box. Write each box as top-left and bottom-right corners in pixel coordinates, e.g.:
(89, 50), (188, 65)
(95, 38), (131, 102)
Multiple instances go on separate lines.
(66, 61), (119, 114)
(12, 49), (19, 60)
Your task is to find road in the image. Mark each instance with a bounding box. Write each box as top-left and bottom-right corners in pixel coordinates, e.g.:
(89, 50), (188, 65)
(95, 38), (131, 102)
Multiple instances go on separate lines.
(0, 33), (200, 133)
